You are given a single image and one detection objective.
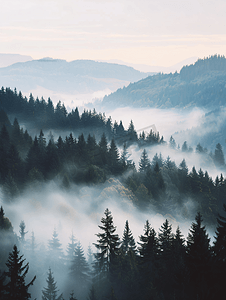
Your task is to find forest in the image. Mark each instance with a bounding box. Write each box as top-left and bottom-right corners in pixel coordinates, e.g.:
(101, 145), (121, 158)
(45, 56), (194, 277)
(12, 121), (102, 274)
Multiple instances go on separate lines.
(1, 205), (226, 300)
(101, 55), (226, 109)
(1, 83), (226, 299)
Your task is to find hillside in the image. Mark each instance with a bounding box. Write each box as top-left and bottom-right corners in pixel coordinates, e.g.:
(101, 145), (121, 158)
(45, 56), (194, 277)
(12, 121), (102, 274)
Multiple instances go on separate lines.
(0, 58), (151, 95)
(100, 55), (226, 109)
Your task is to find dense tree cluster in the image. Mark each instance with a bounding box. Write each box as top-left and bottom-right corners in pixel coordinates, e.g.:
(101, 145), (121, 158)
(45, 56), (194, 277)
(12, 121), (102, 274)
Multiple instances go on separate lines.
(1, 207), (226, 300)
(0, 110), (226, 225)
(0, 88), (164, 146)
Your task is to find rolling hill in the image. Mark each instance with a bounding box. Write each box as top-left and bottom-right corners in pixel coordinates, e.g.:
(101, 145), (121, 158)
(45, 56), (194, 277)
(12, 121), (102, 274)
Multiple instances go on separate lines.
(0, 58), (152, 95)
(100, 55), (226, 110)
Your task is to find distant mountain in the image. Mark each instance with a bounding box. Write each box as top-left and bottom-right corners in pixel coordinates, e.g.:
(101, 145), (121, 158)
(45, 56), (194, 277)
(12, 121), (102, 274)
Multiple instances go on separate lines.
(0, 58), (151, 95)
(100, 55), (226, 110)
(99, 57), (198, 73)
(0, 53), (33, 68)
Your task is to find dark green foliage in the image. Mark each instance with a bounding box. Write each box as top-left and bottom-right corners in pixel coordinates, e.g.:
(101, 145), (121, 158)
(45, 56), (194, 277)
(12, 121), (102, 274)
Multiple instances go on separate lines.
(121, 220), (137, 255)
(2, 245), (36, 300)
(93, 208), (120, 277)
(42, 268), (62, 300)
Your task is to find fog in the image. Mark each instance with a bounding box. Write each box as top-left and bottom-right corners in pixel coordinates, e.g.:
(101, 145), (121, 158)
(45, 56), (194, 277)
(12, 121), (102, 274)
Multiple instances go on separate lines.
(1, 94), (224, 299)
(1, 180), (190, 253)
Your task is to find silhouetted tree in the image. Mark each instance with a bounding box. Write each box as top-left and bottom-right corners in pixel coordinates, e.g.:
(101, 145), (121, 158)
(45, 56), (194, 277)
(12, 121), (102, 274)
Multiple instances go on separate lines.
(3, 245), (36, 300)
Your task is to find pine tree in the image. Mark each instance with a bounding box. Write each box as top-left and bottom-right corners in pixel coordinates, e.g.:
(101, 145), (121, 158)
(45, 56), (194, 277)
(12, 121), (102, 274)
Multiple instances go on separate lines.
(19, 220), (28, 244)
(138, 220), (159, 299)
(42, 268), (62, 300)
(93, 208), (120, 278)
(214, 143), (225, 167)
(169, 136), (176, 148)
(98, 133), (108, 166)
(66, 231), (77, 265)
(3, 245), (36, 300)
(212, 204), (226, 298)
(127, 120), (137, 142)
(157, 219), (174, 297)
(138, 149), (150, 173)
(70, 241), (90, 286)
(87, 243), (94, 267)
(186, 212), (213, 299)
(121, 220), (137, 255)
(108, 139), (120, 174)
(47, 228), (64, 273)
(0, 206), (16, 271)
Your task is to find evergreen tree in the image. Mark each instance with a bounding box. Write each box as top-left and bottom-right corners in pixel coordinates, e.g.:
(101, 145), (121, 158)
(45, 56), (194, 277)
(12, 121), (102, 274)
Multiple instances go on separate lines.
(138, 149), (150, 173)
(98, 133), (108, 166)
(0, 206), (16, 271)
(66, 231), (77, 265)
(169, 136), (176, 149)
(181, 141), (188, 152)
(157, 219), (174, 297)
(3, 245), (36, 300)
(87, 244), (94, 267)
(19, 220), (28, 244)
(138, 220), (159, 299)
(214, 143), (225, 167)
(213, 204), (226, 298)
(186, 212), (213, 299)
(121, 220), (137, 255)
(42, 268), (62, 300)
(70, 241), (90, 288)
(93, 208), (120, 278)
(47, 228), (64, 273)
(127, 120), (137, 142)
(108, 139), (120, 174)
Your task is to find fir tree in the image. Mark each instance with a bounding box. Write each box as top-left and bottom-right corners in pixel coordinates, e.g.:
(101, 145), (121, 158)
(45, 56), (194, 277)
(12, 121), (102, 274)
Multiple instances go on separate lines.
(93, 208), (120, 277)
(121, 220), (137, 255)
(70, 241), (90, 287)
(66, 231), (77, 265)
(138, 149), (150, 173)
(3, 245), (36, 300)
(42, 268), (62, 300)
(186, 212), (213, 299)
(214, 143), (225, 167)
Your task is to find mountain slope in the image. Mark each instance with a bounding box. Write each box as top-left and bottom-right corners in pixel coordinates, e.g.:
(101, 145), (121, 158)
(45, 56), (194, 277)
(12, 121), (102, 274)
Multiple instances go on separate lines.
(0, 58), (151, 95)
(100, 55), (226, 109)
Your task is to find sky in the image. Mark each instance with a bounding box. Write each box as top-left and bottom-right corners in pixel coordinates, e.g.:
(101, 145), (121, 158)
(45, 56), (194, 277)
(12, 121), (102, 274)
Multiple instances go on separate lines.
(1, 0), (226, 67)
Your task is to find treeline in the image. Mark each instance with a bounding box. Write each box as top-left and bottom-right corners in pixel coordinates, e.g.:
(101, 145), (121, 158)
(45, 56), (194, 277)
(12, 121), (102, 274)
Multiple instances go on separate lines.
(0, 87), (164, 146)
(1, 206), (226, 300)
(102, 55), (226, 109)
(1, 109), (226, 225)
(0, 109), (162, 197)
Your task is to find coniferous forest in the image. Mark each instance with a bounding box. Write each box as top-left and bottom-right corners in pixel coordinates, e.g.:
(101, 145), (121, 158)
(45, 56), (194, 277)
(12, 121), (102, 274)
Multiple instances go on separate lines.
(1, 85), (226, 300)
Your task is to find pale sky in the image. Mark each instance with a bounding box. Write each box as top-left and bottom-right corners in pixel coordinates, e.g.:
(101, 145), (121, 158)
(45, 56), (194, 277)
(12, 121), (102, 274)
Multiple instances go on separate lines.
(1, 0), (226, 66)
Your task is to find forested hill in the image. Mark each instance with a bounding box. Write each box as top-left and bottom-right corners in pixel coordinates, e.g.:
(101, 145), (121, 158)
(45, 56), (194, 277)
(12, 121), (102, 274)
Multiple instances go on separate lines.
(100, 55), (226, 109)
(0, 58), (151, 94)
